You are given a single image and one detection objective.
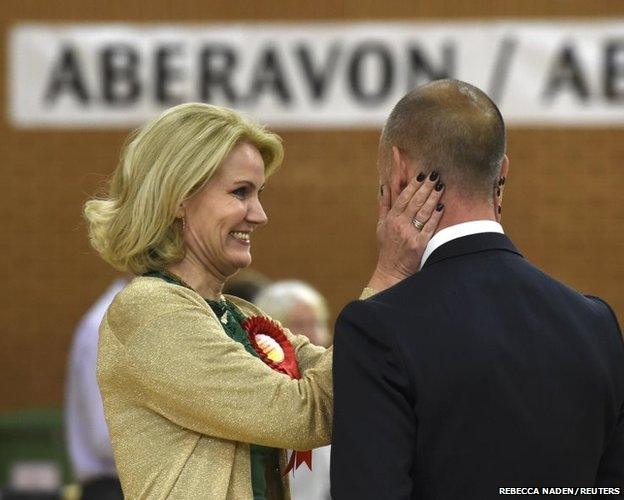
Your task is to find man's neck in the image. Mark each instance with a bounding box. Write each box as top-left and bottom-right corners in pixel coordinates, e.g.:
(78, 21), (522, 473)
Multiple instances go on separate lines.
(433, 198), (498, 235)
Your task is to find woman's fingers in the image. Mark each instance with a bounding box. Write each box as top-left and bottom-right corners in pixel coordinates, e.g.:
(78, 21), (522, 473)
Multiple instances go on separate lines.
(390, 173), (426, 215)
(394, 171), (440, 222)
(369, 170), (445, 292)
(410, 181), (444, 227)
(418, 201), (445, 241)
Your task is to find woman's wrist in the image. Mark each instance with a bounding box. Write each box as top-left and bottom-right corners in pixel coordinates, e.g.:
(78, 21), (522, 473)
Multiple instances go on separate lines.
(366, 264), (405, 294)
(360, 287), (377, 299)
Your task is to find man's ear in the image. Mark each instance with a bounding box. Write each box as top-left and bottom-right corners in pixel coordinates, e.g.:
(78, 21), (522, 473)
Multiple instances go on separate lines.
(499, 155), (509, 181)
(389, 146), (410, 204)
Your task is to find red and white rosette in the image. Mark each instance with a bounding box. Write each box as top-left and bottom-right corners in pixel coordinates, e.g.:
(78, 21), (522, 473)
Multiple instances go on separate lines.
(243, 316), (301, 379)
(242, 315), (312, 474)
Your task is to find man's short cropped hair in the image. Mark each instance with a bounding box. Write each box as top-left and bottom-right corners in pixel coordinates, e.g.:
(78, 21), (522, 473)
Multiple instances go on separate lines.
(382, 79), (506, 198)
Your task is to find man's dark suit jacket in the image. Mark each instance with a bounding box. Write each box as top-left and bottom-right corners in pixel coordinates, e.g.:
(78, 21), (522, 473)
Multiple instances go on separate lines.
(331, 233), (624, 499)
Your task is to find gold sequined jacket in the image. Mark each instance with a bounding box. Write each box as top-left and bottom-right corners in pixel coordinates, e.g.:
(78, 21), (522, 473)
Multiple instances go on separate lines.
(97, 276), (332, 499)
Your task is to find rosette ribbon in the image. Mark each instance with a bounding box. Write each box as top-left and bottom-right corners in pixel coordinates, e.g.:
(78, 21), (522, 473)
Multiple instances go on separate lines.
(284, 449), (312, 475)
(242, 315), (312, 474)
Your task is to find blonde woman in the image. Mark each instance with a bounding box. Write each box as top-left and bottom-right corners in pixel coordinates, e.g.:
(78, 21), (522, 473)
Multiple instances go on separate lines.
(84, 103), (445, 499)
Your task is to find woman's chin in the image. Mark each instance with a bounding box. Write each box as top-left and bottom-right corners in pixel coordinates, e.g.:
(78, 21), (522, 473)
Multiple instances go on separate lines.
(228, 254), (252, 272)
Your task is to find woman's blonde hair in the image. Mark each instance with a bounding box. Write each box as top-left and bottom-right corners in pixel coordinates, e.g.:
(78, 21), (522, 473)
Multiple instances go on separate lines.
(84, 103), (283, 274)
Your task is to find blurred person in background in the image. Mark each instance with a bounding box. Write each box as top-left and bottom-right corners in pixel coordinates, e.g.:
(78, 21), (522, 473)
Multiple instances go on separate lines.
(255, 280), (332, 500)
(65, 278), (127, 500)
(255, 281), (331, 347)
(83, 102), (445, 499)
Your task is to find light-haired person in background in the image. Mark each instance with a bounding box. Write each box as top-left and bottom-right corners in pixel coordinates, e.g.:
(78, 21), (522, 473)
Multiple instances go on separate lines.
(255, 281), (331, 348)
(255, 280), (332, 500)
(65, 278), (128, 500)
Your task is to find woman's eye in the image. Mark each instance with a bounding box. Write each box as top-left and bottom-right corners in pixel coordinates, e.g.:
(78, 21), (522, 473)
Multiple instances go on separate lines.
(232, 187), (247, 198)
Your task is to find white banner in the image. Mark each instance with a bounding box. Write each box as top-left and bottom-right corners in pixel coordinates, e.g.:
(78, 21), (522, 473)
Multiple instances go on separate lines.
(8, 21), (624, 128)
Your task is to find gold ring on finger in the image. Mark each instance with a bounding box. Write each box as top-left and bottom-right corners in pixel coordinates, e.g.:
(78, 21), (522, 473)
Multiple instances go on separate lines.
(411, 218), (425, 231)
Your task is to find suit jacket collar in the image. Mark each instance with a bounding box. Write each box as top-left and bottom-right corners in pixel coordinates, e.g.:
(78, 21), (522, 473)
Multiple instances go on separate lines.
(422, 232), (523, 269)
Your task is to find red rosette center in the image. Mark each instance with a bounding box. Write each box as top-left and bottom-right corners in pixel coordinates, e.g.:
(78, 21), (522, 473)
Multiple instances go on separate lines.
(242, 316), (301, 380)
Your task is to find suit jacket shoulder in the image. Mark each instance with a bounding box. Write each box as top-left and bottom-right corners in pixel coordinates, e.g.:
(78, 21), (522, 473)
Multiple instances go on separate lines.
(586, 295), (623, 339)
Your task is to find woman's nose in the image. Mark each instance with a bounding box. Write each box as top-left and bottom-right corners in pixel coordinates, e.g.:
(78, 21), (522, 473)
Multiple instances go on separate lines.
(248, 198), (268, 225)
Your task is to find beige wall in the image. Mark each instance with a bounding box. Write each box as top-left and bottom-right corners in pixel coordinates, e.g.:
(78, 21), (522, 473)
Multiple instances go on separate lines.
(1, 1), (623, 410)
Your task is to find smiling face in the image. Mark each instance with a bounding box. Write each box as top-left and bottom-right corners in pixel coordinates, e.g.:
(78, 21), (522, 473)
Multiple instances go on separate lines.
(180, 141), (267, 280)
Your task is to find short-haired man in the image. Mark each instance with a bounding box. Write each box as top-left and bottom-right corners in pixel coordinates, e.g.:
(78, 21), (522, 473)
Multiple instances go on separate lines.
(331, 80), (624, 499)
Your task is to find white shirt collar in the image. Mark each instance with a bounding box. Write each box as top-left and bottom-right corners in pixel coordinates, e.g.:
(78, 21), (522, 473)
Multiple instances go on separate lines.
(420, 220), (504, 269)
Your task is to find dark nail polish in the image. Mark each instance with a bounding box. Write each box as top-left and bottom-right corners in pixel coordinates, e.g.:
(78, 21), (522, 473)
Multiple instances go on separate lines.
(380, 185), (384, 196)
(416, 172), (426, 182)
(496, 187), (501, 197)
(429, 171), (439, 181)
(436, 203), (444, 212)
(501, 177), (506, 185)
(498, 205), (502, 214)
(435, 182), (445, 192)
